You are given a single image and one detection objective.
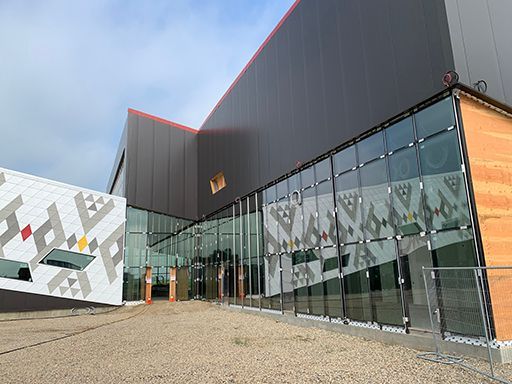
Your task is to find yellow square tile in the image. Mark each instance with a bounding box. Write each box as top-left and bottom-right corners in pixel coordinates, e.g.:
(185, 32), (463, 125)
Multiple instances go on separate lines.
(78, 235), (88, 252)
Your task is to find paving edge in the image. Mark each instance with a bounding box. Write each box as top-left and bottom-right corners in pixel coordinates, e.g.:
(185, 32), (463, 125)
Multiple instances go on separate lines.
(220, 303), (512, 364)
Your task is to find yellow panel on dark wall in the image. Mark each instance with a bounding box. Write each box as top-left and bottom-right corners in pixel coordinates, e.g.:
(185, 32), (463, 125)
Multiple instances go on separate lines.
(460, 94), (512, 340)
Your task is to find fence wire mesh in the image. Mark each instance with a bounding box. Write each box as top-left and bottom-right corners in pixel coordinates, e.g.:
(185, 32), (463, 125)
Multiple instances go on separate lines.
(420, 266), (512, 383)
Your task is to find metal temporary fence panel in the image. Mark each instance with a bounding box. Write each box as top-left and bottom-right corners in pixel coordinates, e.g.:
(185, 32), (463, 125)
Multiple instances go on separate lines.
(421, 266), (512, 383)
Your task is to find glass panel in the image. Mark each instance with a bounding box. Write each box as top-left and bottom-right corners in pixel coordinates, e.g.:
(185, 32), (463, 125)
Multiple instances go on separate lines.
(287, 173), (300, 194)
(234, 204), (242, 305)
(366, 239), (402, 325)
(126, 207), (148, 233)
(357, 131), (385, 164)
(264, 254), (281, 310)
(316, 180), (336, 247)
(340, 243), (371, 321)
(398, 235), (432, 331)
(40, 249), (94, 271)
(281, 253), (294, 311)
(430, 229), (480, 336)
(315, 158), (331, 182)
(385, 117), (414, 152)
(241, 201), (250, 307)
(276, 179), (288, 200)
(360, 158), (393, 239)
(276, 193), (290, 253)
(289, 188), (304, 253)
(418, 130), (470, 230)
(415, 97), (455, 138)
(263, 192), (279, 255)
(292, 250), (308, 314)
(333, 145), (357, 175)
(0, 259), (32, 281)
(300, 165), (315, 188)
(322, 247), (342, 318)
(389, 147), (426, 235)
(307, 249), (324, 316)
(301, 186), (320, 249)
(335, 170), (363, 244)
(123, 267), (144, 301)
(124, 233), (147, 267)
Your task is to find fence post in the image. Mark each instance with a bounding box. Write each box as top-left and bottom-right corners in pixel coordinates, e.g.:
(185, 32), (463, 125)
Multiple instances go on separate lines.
(423, 267), (440, 355)
(474, 268), (495, 378)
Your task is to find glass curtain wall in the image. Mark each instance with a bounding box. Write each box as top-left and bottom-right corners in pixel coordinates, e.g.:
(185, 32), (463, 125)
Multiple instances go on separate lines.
(123, 206), (194, 301)
(122, 94), (478, 334)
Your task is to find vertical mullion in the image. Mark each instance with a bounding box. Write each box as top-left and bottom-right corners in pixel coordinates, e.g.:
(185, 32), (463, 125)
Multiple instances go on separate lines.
(383, 128), (409, 330)
(330, 154), (347, 319)
(239, 200), (244, 307)
(232, 204), (236, 305)
(354, 142), (372, 323)
(255, 193), (262, 310)
(247, 197), (252, 308)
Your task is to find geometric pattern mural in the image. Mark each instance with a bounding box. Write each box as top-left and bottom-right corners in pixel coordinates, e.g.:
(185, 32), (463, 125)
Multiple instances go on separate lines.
(262, 169), (470, 296)
(0, 167), (126, 306)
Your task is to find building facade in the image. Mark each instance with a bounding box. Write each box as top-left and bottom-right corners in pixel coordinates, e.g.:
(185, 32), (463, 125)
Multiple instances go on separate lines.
(101, 0), (512, 341)
(0, 167), (126, 311)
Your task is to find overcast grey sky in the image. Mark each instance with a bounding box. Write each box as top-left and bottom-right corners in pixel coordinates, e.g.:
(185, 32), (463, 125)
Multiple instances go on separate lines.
(0, 0), (295, 191)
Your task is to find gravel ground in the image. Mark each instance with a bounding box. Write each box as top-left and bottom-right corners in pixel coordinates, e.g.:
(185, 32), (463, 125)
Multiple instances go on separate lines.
(0, 301), (510, 383)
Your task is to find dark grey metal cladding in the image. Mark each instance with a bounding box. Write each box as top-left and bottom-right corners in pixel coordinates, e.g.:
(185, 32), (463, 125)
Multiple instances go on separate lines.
(444, 0), (512, 105)
(197, 0), (454, 217)
(125, 113), (198, 220)
(106, 120), (128, 194)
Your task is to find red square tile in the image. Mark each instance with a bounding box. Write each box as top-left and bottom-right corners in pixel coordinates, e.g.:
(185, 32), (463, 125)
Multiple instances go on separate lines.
(21, 225), (32, 241)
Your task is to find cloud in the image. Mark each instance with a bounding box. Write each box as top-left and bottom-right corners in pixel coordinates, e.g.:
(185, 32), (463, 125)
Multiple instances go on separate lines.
(0, 0), (295, 191)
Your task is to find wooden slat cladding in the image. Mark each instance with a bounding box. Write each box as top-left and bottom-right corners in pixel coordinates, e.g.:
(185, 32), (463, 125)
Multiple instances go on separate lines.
(460, 94), (512, 340)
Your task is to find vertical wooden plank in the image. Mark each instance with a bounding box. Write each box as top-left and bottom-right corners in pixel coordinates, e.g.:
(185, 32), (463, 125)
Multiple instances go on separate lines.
(460, 94), (512, 340)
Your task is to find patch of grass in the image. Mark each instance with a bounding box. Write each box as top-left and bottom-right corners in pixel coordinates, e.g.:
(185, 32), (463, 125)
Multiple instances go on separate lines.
(233, 337), (249, 347)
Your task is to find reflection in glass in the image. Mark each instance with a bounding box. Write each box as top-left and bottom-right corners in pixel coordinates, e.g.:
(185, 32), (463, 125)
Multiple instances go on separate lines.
(263, 200), (279, 255)
(357, 131), (385, 164)
(335, 170), (363, 243)
(263, 254), (281, 310)
(419, 130), (470, 230)
(301, 186), (320, 249)
(366, 240), (402, 325)
(0, 258), (32, 281)
(385, 117), (414, 152)
(389, 147), (425, 235)
(315, 158), (331, 182)
(415, 97), (455, 138)
(317, 181), (336, 247)
(430, 229), (481, 336)
(333, 145), (357, 175)
(322, 247), (342, 318)
(276, 179), (288, 200)
(40, 249), (94, 271)
(281, 253), (294, 311)
(398, 235), (432, 330)
(341, 243), (371, 321)
(293, 250), (308, 314)
(300, 165), (315, 188)
(307, 249), (324, 316)
(360, 158), (393, 239)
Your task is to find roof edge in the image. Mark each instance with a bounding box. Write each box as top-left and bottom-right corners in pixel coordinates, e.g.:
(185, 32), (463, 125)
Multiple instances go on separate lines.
(199, 0), (302, 130)
(128, 108), (199, 134)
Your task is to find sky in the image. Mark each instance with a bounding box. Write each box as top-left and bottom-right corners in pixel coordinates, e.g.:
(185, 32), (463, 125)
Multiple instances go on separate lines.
(0, 0), (295, 192)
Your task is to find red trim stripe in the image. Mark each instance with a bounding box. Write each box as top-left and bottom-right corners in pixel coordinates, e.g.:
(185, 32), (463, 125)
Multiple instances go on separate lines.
(199, 0), (302, 129)
(128, 108), (199, 134)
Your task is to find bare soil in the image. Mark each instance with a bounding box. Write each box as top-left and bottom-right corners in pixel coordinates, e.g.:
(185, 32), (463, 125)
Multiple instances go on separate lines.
(0, 301), (508, 383)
